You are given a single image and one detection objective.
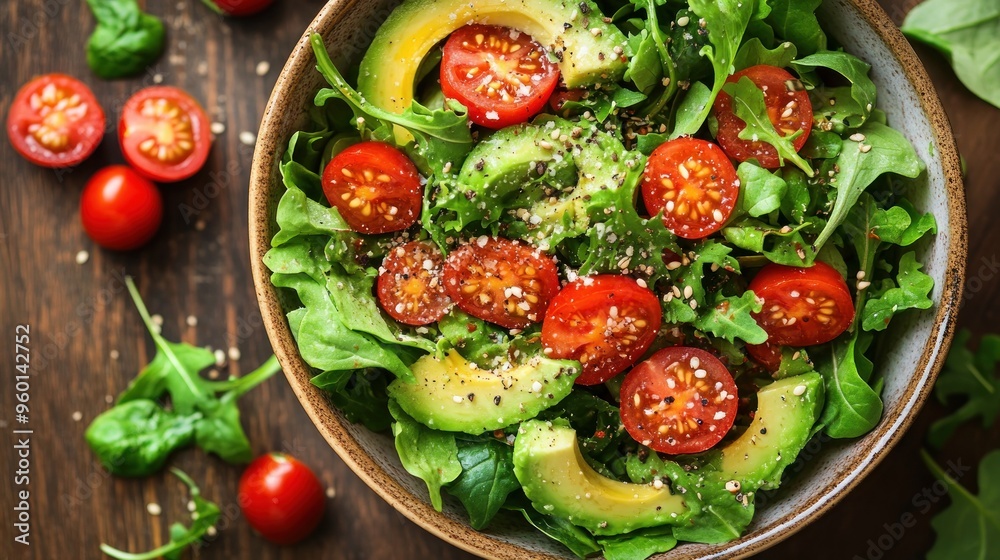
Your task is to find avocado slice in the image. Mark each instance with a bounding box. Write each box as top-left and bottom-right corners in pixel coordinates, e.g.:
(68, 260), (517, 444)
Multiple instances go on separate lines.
(514, 419), (693, 535)
(705, 372), (825, 492)
(358, 0), (628, 114)
(388, 350), (579, 434)
(450, 117), (641, 245)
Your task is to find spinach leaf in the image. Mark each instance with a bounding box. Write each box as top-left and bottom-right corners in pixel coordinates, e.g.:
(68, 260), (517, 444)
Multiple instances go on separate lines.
(671, 0), (757, 137)
(626, 29), (664, 95)
(792, 51), (877, 127)
(734, 38), (797, 71)
(813, 121), (924, 251)
(504, 495), (602, 559)
(815, 331), (882, 438)
(671, 477), (754, 544)
(85, 400), (198, 477)
(85, 278), (280, 476)
(764, 0), (827, 56)
(861, 251), (934, 332)
(692, 291), (768, 345)
(662, 240), (741, 324)
(309, 33), (473, 176)
(388, 400), (462, 511)
(902, 0), (1000, 109)
(598, 526), (678, 560)
(86, 0), (165, 79)
(923, 449), (1000, 560)
(928, 330), (1000, 448)
(670, 81), (714, 141)
(446, 437), (521, 529)
(721, 77), (814, 176)
(311, 368), (393, 432)
(100, 469), (220, 560)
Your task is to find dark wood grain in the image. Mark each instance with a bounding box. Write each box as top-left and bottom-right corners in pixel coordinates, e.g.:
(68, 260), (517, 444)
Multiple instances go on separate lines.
(0, 1), (995, 559)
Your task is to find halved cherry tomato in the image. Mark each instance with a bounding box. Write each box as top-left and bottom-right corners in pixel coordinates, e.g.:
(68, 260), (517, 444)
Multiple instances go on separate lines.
(620, 347), (739, 454)
(542, 275), (662, 385)
(749, 261), (855, 347)
(238, 453), (326, 545)
(443, 236), (559, 329)
(204, 0), (273, 16)
(440, 25), (560, 129)
(713, 65), (813, 169)
(746, 341), (782, 372)
(322, 142), (422, 234)
(7, 74), (105, 168)
(641, 137), (740, 239)
(119, 86), (212, 182)
(80, 165), (163, 251)
(377, 241), (452, 325)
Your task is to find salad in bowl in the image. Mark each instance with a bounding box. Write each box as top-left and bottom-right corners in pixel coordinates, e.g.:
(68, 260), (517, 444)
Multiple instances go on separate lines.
(261, 0), (944, 556)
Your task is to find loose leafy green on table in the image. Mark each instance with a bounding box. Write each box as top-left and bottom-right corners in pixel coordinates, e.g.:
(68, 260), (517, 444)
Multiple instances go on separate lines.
(902, 0), (1000, 109)
(100, 469), (220, 560)
(85, 0), (165, 79)
(85, 277), (281, 476)
(923, 449), (1000, 560)
(929, 330), (1000, 448)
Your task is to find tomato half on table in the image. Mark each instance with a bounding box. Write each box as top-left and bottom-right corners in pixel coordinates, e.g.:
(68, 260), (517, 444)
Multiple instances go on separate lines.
(443, 236), (560, 329)
(7, 74), (105, 168)
(713, 64), (813, 169)
(119, 86), (212, 182)
(541, 275), (662, 385)
(238, 453), (326, 545)
(80, 165), (163, 251)
(441, 24), (560, 129)
(377, 241), (452, 325)
(641, 137), (740, 239)
(749, 261), (855, 347)
(322, 142), (422, 234)
(620, 347), (739, 455)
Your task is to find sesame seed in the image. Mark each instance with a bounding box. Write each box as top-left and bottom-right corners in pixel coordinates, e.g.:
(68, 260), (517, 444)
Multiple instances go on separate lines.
(206, 526), (217, 537)
(713, 411), (726, 420)
(326, 487), (337, 498)
(793, 385), (807, 396)
(72, 411), (83, 422)
(531, 381), (543, 393)
(857, 280), (871, 290)
(186, 315), (198, 327)
(689, 299), (698, 310)
(239, 131), (256, 145)
(214, 349), (227, 366)
(677, 15), (690, 26)
(105, 394), (113, 404)
(859, 143), (872, 153)
(712, 209), (725, 223)
(228, 346), (241, 361)
(151, 314), (164, 326)
(146, 503), (162, 516)
(452, 395), (464, 403)
(255, 60), (270, 76)
(694, 369), (707, 378)
(653, 478), (664, 489)
(857, 270), (866, 280)
(110, 349), (120, 360)
(725, 480), (741, 493)
(210, 122), (226, 135)
(636, 278), (647, 288)
(683, 285), (693, 299)
(849, 133), (866, 142)
(75, 250), (90, 264)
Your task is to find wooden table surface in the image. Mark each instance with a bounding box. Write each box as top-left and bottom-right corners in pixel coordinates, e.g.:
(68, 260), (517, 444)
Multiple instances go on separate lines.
(1, 1), (996, 558)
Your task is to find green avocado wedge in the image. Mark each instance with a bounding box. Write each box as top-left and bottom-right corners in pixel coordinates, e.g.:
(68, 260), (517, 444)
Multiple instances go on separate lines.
(388, 350), (580, 434)
(358, 0), (627, 115)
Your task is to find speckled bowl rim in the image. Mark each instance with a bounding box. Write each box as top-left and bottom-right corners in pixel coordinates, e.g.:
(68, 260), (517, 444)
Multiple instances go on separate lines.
(248, 0), (967, 557)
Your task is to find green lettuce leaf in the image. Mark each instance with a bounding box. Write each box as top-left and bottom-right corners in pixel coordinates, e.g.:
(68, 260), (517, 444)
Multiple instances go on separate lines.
(446, 437), (521, 529)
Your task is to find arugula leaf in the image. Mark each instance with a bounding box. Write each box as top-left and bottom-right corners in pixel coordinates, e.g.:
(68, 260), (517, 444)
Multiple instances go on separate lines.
(86, 0), (165, 79)
(734, 38), (798, 71)
(813, 121), (924, 251)
(86, 278), (280, 476)
(598, 526), (678, 560)
(764, 0), (827, 56)
(800, 129), (844, 160)
(732, 162), (788, 219)
(309, 33), (473, 176)
(721, 77), (814, 176)
(662, 240), (740, 324)
(671, 0), (757, 137)
(446, 437), (521, 529)
(861, 252), (934, 332)
(100, 469), (220, 560)
(923, 449), (1000, 559)
(626, 29), (663, 95)
(504, 495), (602, 559)
(311, 368), (393, 431)
(816, 331), (882, 438)
(902, 0), (1000, 109)
(388, 400), (462, 511)
(928, 330), (1000, 449)
(792, 51), (877, 126)
(692, 291), (768, 345)
(670, 81), (714, 141)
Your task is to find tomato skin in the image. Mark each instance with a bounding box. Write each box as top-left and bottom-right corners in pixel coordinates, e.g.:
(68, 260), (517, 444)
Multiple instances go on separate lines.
(443, 237), (560, 329)
(80, 165), (163, 251)
(749, 261), (855, 347)
(119, 86), (212, 182)
(548, 88), (586, 117)
(238, 453), (326, 545)
(377, 241), (452, 325)
(542, 275), (662, 385)
(7, 74), (105, 168)
(322, 142), (422, 235)
(713, 65), (813, 169)
(746, 341), (782, 372)
(620, 347), (738, 454)
(642, 137), (740, 239)
(440, 25), (560, 129)
(205, 0), (273, 16)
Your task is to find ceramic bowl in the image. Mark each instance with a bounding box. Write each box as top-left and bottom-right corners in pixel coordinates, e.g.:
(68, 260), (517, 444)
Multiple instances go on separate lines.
(249, 0), (967, 557)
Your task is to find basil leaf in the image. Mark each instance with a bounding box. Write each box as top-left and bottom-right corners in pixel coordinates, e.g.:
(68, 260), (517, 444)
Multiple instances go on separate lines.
(389, 400), (462, 511)
(721, 77), (814, 175)
(86, 0), (165, 79)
